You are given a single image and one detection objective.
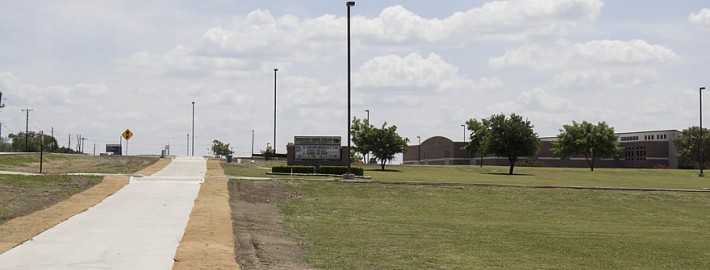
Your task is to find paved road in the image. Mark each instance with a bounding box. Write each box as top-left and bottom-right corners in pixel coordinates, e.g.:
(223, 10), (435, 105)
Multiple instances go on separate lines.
(0, 157), (206, 269)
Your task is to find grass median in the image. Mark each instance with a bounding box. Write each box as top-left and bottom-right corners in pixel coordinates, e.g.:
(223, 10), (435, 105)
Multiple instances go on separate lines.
(0, 174), (102, 225)
(280, 181), (710, 269)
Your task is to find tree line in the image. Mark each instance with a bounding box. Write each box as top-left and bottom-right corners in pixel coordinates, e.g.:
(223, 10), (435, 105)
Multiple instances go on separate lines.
(349, 112), (709, 174)
(465, 113), (710, 174)
(0, 131), (78, 153)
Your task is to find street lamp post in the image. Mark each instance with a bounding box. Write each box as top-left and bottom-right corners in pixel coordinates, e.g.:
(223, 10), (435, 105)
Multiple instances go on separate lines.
(701, 87), (706, 177)
(186, 134), (189, 156)
(344, 1), (355, 179)
(191, 101), (195, 157)
(461, 124), (466, 143)
(417, 136), (421, 164)
(365, 109), (369, 163)
(274, 68), (278, 155)
(251, 129), (255, 160)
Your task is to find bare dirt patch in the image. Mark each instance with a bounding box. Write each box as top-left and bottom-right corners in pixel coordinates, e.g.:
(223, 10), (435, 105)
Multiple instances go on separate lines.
(229, 180), (313, 270)
(172, 159), (240, 270)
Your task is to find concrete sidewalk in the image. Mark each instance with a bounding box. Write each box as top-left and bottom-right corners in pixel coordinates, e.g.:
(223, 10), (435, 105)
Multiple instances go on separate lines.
(0, 157), (206, 269)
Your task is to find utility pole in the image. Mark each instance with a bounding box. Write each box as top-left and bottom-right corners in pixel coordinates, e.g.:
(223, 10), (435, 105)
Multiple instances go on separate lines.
(39, 131), (44, 173)
(251, 129), (254, 160)
(51, 127), (55, 150)
(81, 137), (86, 154)
(68, 134), (71, 150)
(22, 108), (33, 152)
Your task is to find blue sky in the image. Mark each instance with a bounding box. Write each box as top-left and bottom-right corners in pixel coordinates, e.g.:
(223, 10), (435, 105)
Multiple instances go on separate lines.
(1, 0), (709, 159)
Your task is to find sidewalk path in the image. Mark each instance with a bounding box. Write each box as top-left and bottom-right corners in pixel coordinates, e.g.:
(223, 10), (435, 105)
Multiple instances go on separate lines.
(0, 157), (206, 269)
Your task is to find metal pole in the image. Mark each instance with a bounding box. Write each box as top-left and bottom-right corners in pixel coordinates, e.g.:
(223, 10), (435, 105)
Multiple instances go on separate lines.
(40, 131), (43, 173)
(274, 68), (278, 155)
(365, 109), (369, 163)
(417, 136), (421, 164)
(22, 108), (33, 152)
(701, 87), (706, 177)
(345, 1), (355, 178)
(187, 134), (189, 156)
(192, 101), (195, 156)
(251, 129), (255, 160)
(461, 124), (466, 143)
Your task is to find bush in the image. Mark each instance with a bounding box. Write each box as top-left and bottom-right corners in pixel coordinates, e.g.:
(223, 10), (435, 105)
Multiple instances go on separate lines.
(272, 166), (315, 174)
(319, 166), (364, 176)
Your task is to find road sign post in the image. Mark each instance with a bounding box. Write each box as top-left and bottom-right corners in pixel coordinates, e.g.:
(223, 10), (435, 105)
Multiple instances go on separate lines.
(122, 129), (133, 156)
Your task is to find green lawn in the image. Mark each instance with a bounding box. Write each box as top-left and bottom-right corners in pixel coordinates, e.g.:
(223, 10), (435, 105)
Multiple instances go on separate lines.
(363, 164), (710, 190)
(221, 160), (710, 190)
(280, 181), (710, 269)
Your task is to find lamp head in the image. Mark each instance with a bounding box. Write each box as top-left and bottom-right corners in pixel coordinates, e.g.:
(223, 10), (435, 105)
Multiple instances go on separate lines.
(702, 87), (706, 91)
(274, 68), (278, 72)
(346, 1), (355, 7)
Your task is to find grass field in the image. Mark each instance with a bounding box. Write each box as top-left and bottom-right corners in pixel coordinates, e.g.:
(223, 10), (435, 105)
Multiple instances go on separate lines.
(222, 160), (710, 190)
(0, 153), (159, 174)
(0, 174), (101, 225)
(280, 181), (710, 269)
(0, 154), (159, 226)
(363, 164), (710, 189)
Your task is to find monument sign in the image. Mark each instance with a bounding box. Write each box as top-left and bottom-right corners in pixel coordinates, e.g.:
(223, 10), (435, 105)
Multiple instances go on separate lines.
(294, 136), (341, 160)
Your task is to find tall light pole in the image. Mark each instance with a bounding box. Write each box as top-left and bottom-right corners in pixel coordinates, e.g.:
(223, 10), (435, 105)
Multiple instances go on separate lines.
(273, 68), (278, 155)
(417, 136), (421, 164)
(701, 87), (706, 177)
(251, 129), (255, 160)
(345, 1), (355, 178)
(186, 134), (189, 156)
(191, 101), (195, 157)
(365, 109), (370, 163)
(461, 124), (466, 143)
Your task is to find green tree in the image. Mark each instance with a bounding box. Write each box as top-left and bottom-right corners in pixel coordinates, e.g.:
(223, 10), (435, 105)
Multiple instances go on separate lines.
(552, 121), (621, 171)
(351, 117), (374, 163)
(369, 122), (409, 170)
(260, 145), (274, 161)
(673, 126), (710, 167)
(8, 132), (57, 152)
(463, 118), (490, 168)
(211, 139), (234, 157)
(484, 113), (540, 175)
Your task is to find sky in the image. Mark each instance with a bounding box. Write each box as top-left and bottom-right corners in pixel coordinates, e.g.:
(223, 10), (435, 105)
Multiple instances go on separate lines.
(1, 0), (709, 160)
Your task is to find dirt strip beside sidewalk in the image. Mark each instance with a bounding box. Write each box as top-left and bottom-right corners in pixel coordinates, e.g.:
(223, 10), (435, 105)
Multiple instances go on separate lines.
(173, 159), (239, 270)
(0, 158), (172, 254)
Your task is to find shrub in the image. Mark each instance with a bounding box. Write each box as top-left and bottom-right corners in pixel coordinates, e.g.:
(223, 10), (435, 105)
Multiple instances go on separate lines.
(272, 166), (315, 174)
(319, 166), (364, 176)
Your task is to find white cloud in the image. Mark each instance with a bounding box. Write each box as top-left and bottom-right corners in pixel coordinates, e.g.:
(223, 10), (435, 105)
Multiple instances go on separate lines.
(489, 40), (679, 70)
(551, 68), (658, 89)
(689, 8), (710, 30)
(354, 53), (502, 92)
(0, 73), (109, 106)
(120, 46), (251, 78)
(361, 0), (603, 44)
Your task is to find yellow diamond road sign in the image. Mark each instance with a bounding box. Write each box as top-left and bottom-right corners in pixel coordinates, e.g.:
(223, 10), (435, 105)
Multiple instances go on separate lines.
(122, 129), (133, 140)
